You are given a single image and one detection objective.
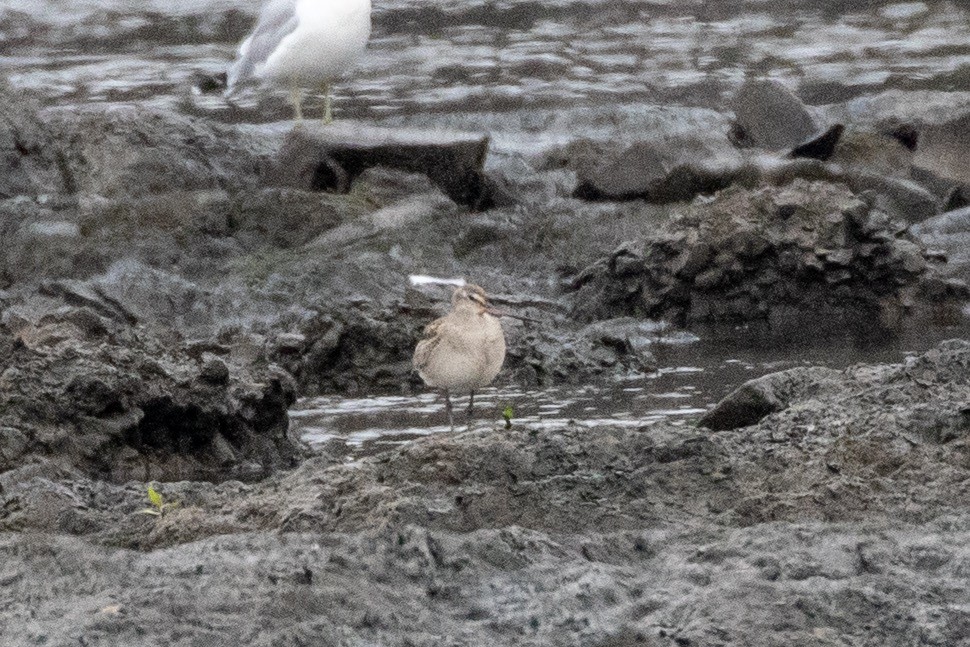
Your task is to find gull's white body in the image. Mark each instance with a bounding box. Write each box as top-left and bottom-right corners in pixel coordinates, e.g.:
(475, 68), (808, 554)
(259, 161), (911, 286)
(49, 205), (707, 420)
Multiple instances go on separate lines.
(228, 0), (371, 93)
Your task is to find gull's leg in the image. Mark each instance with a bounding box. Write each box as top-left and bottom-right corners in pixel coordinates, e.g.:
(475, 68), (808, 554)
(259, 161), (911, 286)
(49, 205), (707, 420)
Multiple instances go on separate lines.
(444, 390), (454, 431)
(321, 82), (333, 125)
(289, 85), (304, 121)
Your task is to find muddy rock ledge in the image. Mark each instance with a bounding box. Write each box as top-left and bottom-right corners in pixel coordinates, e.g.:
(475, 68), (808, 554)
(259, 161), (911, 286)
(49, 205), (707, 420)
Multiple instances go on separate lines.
(0, 311), (302, 484)
(570, 179), (969, 331)
(2, 342), (970, 645)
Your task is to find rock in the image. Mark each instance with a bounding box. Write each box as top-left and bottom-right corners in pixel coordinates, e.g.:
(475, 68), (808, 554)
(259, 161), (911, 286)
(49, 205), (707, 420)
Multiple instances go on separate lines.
(504, 318), (658, 386)
(789, 124), (845, 161)
(46, 104), (260, 198)
(912, 206), (970, 238)
(910, 206), (970, 282)
(0, 86), (71, 197)
(570, 180), (967, 328)
(274, 333), (307, 354)
(914, 112), (970, 186)
(0, 319), (303, 483)
(199, 358), (230, 385)
(566, 134), (743, 203)
(0, 427), (30, 470)
(269, 122), (507, 210)
(1, 204), (88, 285)
(943, 184), (970, 212)
(82, 261), (213, 329)
(701, 367), (837, 431)
(730, 78), (820, 151)
(829, 129), (917, 178)
(842, 172), (940, 224)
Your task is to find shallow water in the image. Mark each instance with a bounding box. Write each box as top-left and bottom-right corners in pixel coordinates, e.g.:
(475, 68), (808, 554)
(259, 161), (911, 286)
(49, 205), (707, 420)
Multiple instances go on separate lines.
(3, 0), (969, 126)
(290, 319), (970, 457)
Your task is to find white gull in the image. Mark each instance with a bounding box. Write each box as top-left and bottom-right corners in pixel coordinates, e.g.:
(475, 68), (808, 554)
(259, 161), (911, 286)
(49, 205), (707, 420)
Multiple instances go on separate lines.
(226, 0), (371, 123)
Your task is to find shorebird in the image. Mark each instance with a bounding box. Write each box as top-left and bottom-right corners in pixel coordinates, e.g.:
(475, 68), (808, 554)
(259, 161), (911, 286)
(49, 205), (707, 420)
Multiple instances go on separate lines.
(226, 0), (372, 123)
(413, 285), (508, 430)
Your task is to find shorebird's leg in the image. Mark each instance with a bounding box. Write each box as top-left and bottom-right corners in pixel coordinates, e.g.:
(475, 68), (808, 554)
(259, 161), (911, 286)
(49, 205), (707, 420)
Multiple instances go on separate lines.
(289, 85), (304, 121)
(467, 391), (475, 423)
(321, 82), (333, 125)
(444, 390), (454, 431)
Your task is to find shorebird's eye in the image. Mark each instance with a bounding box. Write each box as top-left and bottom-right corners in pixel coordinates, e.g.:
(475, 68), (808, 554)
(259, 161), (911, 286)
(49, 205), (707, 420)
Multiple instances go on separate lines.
(469, 293), (487, 306)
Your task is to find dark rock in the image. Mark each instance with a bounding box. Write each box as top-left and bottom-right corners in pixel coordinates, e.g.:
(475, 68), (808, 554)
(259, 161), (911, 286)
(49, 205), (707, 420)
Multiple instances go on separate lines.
(914, 112), (970, 187)
(274, 333), (307, 354)
(270, 123), (507, 210)
(46, 104), (260, 198)
(788, 124), (845, 161)
(199, 358), (230, 385)
(0, 86), (72, 197)
(831, 129), (918, 178)
(730, 78), (819, 151)
(564, 135), (742, 204)
(842, 172), (939, 224)
(886, 122), (920, 152)
(570, 180), (967, 328)
(0, 318), (304, 483)
(943, 184), (969, 212)
(0, 427), (30, 470)
(701, 368), (836, 431)
(910, 206), (970, 283)
(504, 318), (658, 386)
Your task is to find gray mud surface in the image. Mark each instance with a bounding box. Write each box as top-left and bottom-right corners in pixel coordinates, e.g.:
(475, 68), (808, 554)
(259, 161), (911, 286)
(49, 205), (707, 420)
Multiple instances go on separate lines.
(3, 342), (970, 646)
(3, 0), (970, 645)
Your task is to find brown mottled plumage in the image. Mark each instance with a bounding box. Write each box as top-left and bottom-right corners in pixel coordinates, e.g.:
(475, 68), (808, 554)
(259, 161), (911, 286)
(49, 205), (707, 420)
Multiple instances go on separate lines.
(413, 285), (506, 430)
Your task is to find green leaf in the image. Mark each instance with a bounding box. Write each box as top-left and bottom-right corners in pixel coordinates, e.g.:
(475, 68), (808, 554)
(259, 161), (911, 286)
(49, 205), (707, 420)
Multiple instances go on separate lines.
(502, 406), (513, 421)
(147, 486), (163, 509)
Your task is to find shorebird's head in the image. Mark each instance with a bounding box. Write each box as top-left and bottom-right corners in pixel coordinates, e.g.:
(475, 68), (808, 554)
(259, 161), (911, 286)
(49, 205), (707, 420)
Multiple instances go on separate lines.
(452, 284), (490, 312)
(451, 285), (541, 324)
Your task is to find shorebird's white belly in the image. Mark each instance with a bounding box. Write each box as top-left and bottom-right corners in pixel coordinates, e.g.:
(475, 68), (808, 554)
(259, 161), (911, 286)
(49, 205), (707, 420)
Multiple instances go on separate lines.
(258, 0), (371, 86)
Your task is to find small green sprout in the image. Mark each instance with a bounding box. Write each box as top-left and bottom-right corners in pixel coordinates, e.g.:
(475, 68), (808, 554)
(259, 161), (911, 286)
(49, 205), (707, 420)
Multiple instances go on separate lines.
(138, 485), (179, 517)
(502, 406), (514, 430)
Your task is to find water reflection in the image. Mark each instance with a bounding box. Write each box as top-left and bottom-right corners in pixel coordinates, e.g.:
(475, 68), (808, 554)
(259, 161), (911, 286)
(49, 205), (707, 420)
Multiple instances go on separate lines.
(289, 318), (969, 458)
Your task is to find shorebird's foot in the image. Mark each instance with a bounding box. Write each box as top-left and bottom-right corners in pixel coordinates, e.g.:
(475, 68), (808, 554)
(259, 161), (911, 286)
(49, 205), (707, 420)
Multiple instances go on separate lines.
(466, 391), (475, 431)
(289, 85), (304, 121)
(320, 83), (333, 125)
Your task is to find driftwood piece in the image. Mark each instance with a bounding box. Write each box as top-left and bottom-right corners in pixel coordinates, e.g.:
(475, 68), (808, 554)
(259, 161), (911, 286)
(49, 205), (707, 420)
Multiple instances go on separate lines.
(269, 122), (504, 210)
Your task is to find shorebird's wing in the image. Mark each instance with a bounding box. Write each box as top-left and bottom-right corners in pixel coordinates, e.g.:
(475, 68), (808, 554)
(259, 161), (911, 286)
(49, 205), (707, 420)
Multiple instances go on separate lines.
(226, 0), (299, 92)
(412, 319), (445, 371)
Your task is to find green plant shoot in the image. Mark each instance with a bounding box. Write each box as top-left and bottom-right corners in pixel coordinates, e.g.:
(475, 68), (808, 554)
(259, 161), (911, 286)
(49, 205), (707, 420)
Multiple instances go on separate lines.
(139, 485), (179, 517)
(502, 406), (514, 430)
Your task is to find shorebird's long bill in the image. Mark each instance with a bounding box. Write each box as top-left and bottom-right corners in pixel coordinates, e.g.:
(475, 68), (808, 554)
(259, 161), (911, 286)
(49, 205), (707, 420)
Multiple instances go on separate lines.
(409, 275), (467, 288)
(486, 307), (541, 324)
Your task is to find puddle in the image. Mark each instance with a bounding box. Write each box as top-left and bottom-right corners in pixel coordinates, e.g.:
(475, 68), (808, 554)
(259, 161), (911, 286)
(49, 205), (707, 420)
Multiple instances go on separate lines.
(290, 320), (970, 458)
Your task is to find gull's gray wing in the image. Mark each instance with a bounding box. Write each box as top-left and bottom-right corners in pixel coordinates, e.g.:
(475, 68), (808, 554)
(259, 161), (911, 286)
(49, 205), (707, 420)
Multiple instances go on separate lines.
(226, 0), (300, 92)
